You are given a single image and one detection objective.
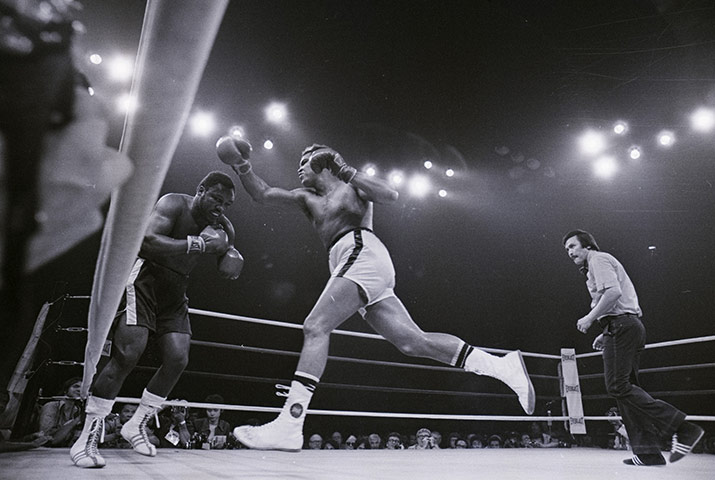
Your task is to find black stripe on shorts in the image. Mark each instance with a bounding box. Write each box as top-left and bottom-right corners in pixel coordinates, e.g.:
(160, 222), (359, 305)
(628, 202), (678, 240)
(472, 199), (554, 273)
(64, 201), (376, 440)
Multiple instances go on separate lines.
(336, 229), (364, 278)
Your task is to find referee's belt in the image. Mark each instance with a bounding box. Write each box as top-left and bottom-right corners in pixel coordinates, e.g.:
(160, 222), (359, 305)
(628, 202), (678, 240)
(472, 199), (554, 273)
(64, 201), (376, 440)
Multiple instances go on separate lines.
(597, 313), (639, 329)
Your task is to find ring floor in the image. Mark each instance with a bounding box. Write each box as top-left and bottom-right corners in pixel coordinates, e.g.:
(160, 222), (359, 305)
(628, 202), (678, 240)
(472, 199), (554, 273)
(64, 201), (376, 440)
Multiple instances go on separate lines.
(1, 447), (713, 480)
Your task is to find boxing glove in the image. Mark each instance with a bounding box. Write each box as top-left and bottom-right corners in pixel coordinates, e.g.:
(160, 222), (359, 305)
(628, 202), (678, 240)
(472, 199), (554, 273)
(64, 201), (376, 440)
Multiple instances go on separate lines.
(307, 145), (356, 183)
(200, 225), (230, 255)
(217, 247), (243, 280)
(216, 136), (253, 174)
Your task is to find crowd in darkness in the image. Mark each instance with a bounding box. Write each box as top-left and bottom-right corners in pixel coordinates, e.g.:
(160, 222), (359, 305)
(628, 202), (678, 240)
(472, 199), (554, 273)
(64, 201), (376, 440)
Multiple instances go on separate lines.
(21, 378), (714, 455)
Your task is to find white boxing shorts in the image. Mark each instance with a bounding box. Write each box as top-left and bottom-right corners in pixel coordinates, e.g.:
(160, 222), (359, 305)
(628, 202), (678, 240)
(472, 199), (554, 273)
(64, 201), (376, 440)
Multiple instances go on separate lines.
(328, 228), (396, 314)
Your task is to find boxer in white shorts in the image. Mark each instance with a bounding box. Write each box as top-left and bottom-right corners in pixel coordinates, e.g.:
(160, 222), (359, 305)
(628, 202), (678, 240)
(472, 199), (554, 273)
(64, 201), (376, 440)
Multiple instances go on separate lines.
(218, 139), (535, 451)
(329, 227), (396, 316)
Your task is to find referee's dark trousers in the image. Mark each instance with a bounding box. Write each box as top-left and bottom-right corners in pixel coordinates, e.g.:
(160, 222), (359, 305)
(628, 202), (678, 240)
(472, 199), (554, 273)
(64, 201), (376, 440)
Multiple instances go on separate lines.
(600, 313), (686, 455)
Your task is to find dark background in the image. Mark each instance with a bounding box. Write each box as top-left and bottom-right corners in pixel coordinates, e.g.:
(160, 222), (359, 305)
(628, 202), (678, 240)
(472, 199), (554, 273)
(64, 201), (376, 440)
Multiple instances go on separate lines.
(24, 0), (714, 441)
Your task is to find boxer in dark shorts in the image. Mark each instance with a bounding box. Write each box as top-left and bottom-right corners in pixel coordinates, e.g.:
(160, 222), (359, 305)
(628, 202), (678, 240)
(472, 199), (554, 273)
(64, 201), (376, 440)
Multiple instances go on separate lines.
(120, 259), (192, 336)
(71, 171), (243, 468)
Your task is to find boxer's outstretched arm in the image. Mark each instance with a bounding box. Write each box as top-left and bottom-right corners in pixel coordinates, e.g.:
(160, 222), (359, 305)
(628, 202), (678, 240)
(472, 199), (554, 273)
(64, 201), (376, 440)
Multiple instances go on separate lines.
(231, 164), (308, 211)
(349, 171), (399, 204)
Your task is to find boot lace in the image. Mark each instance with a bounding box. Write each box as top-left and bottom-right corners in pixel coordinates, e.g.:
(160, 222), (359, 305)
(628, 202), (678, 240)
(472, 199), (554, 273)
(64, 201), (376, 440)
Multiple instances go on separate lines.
(86, 417), (104, 457)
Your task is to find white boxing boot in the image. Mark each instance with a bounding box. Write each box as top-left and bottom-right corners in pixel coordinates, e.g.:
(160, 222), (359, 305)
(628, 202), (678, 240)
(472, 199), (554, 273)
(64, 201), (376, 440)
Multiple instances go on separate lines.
(233, 379), (313, 451)
(120, 389), (162, 456)
(465, 349), (535, 414)
(70, 396), (113, 468)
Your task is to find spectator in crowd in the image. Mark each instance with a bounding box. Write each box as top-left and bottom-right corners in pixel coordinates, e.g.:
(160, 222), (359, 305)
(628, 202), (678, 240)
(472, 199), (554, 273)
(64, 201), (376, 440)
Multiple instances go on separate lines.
(323, 439), (338, 449)
(102, 403), (142, 448)
(385, 432), (403, 450)
(343, 434), (357, 449)
(154, 402), (191, 449)
(307, 433), (323, 450)
(355, 436), (368, 449)
(447, 432), (460, 449)
(455, 437), (468, 448)
(38, 377), (83, 447)
(330, 431), (343, 449)
(529, 421), (560, 448)
(503, 431), (521, 448)
(487, 434), (502, 448)
(191, 394), (231, 449)
(468, 433), (485, 449)
(368, 433), (382, 450)
(521, 433), (534, 448)
(408, 428), (436, 450)
(606, 406), (629, 450)
(431, 431), (442, 449)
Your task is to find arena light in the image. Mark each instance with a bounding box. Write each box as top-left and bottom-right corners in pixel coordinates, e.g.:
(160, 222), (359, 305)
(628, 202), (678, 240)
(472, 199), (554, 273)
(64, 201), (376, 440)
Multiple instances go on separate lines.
(89, 53), (102, 65)
(613, 121), (628, 135)
(657, 130), (675, 147)
(388, 170), (405, 187)
(229, 125), (244, 138)
(263, 139), (274, 150)
(438, 189), (447, 198)
(690, 107), (715, 133)
(628, 146), (641, 160)
(265, 102), (288, 124)
(116, 93), (138, 114)
(445, 168), (455, 177)
(363, 164), (377, 176)
(106, 54), (134, 82)
(188, 111), (216, 137)
(408, 174), (431, 197)
(593, 156), (617, 179)
(578, 130), (606, 156)
(423, 160), (433, 169)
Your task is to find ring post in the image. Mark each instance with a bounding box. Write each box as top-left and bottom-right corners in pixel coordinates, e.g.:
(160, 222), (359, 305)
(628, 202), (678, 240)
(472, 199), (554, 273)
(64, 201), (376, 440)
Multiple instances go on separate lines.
(560, 348), (586, 434)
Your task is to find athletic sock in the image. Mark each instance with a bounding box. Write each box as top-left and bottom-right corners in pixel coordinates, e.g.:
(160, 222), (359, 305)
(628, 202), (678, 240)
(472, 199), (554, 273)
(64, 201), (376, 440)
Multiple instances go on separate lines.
(452, 341), (474, 369)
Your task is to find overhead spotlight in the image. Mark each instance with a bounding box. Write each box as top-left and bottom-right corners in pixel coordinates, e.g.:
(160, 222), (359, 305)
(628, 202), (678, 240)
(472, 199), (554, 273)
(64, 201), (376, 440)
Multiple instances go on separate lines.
(106, 54), (134, 82)
(388, 170), (405, 187)
(593, 156), (617, 179)
(229, 126), (244, 138)
(657, 131), (675, 147)
(423, 160), (433, 169)
(628, 146), (641, 160)
(613, 121), (628, 135)
(188, 111), (216, 137)
(578, 130), (606, 156)
(690, 107), (715, 133)
(89, 53), (102, 65)
(408, 174), (431, 197)
(263, 139), (274, 150)
(265, 102), (288, 124)
(116, 93), (138, 114)
(364, 165), (377, 176)
(445, 168), (455, 177)
(438, 189), (447, 198)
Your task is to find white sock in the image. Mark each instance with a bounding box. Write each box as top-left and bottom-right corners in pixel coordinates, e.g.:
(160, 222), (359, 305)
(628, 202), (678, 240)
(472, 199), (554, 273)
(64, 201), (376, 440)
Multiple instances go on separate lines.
(130, 389), (165, 422)
(85, 395), (114, 418)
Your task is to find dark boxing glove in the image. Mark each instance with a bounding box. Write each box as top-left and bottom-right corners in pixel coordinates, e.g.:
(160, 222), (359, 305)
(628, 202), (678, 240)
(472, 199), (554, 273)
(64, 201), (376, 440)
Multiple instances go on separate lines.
(305, 144), (357, 183)
(217, 247), (243, 280)
(216, 136), (253, 175)
(200, 225), (230, 255)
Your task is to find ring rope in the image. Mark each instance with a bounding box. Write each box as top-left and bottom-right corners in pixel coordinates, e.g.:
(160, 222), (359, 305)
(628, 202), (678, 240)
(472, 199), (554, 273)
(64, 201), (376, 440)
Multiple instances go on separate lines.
(190, 340), (558, 379)
(579, 362), (715, 380)
(111, 397), (715, 422)
(189, 308), (561, 360)
(131, 366), (562, 400)
(575, 334), (715, 359)
(583, 390), (715, 400)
